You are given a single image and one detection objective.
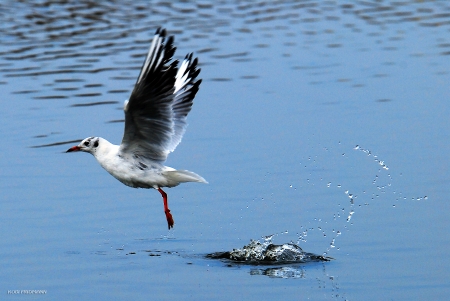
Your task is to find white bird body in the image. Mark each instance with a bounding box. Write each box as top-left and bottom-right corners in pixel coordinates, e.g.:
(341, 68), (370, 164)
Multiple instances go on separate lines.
(90, 137), (205, 189)
(67, 28), (206, 229)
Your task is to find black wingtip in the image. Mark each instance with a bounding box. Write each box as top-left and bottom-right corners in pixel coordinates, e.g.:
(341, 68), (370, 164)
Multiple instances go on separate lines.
(191, 68), (201, 80)
(156, 27), (166, 37)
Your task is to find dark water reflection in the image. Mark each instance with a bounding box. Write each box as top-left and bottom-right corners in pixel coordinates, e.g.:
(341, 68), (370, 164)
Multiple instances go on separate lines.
(2, 1), (449, 128)
(1, 1), (450, 300)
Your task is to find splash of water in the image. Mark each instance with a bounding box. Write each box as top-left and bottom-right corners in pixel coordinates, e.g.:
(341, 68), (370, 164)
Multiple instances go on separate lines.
(206, 235), (331, 264)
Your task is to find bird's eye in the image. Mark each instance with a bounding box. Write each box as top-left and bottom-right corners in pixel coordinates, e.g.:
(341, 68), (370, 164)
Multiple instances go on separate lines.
(94, 141), (99, 147)
(84, 141), (89, 146)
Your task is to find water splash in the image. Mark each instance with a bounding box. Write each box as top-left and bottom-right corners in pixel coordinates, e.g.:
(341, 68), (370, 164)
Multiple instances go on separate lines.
(354, 144), (426, 201)
(206, 235), (331, 264)
(354, 145), (389, 170)
(224, 144), (428, 268)
(346, 210), (354, 222)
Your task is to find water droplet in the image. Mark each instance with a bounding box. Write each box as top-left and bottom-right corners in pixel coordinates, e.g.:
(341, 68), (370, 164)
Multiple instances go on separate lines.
(347, 210), (354, 222)
(327, 182), (331, 187)
(263, 234), (274, 242)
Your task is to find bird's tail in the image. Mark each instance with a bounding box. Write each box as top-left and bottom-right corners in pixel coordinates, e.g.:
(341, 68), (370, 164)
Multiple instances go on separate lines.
(162, 170), (208, 186)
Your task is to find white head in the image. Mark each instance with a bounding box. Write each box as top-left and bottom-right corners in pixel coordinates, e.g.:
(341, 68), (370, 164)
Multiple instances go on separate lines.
(66, 137), (101, 155)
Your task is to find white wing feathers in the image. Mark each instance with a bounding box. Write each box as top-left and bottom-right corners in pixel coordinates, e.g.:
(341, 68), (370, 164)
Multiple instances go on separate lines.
(136, 32), (165, 85)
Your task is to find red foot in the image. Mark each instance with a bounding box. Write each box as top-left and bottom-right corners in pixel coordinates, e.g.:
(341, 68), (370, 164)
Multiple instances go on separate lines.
(165, 209), (174, 229)
(158, 187), (174, 229)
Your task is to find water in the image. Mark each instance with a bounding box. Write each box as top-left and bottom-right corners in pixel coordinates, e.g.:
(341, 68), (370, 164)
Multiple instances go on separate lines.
(1, 1), (449, 300)
(206, 234), (332, 264)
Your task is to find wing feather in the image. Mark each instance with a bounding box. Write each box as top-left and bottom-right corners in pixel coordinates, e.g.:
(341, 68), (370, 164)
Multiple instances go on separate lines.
(120, 28), (201, 162)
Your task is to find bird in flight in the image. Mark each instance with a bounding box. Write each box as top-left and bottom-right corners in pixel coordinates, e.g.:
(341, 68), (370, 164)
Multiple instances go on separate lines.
(66, 28), (206, 229)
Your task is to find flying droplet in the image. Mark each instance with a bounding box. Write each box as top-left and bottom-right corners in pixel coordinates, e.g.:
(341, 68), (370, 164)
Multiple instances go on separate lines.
(347, 210), (354, 222)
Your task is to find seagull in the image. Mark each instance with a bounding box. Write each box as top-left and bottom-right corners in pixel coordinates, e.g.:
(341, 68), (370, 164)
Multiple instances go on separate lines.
(66, 28), (207, 229)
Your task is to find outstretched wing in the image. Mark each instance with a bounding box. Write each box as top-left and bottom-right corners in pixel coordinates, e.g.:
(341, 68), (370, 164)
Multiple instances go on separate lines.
(169, 53), (202, 153)
(119, 28), (201, 162)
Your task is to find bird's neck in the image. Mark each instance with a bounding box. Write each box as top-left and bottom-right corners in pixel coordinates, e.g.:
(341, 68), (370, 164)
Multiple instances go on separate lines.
(93, 138), (120, 164)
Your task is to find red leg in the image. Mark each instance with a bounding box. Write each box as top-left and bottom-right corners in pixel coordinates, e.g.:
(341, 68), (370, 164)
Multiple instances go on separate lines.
(157, 187), (174, 229)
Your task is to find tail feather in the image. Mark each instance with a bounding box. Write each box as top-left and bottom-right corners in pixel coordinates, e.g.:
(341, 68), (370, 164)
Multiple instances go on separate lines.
(162, 170), (208, 186)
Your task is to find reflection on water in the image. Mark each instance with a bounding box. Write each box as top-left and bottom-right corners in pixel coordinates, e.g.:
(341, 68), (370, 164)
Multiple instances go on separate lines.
(70, 100), (119, 107)
(2, 1), (449, 112)
(250, 266), (307, 279)
(30, 139), (82, 149)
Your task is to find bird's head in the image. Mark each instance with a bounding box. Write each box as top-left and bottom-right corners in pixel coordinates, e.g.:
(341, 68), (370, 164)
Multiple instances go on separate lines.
(66, 137), (100, 154)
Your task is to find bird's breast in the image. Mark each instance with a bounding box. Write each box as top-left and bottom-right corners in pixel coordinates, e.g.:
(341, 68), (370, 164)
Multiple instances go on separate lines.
(97, 154), (170, 189)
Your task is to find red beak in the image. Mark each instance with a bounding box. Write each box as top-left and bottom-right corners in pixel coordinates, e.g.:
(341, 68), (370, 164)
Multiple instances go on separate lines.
(66, 145), (81, 153)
